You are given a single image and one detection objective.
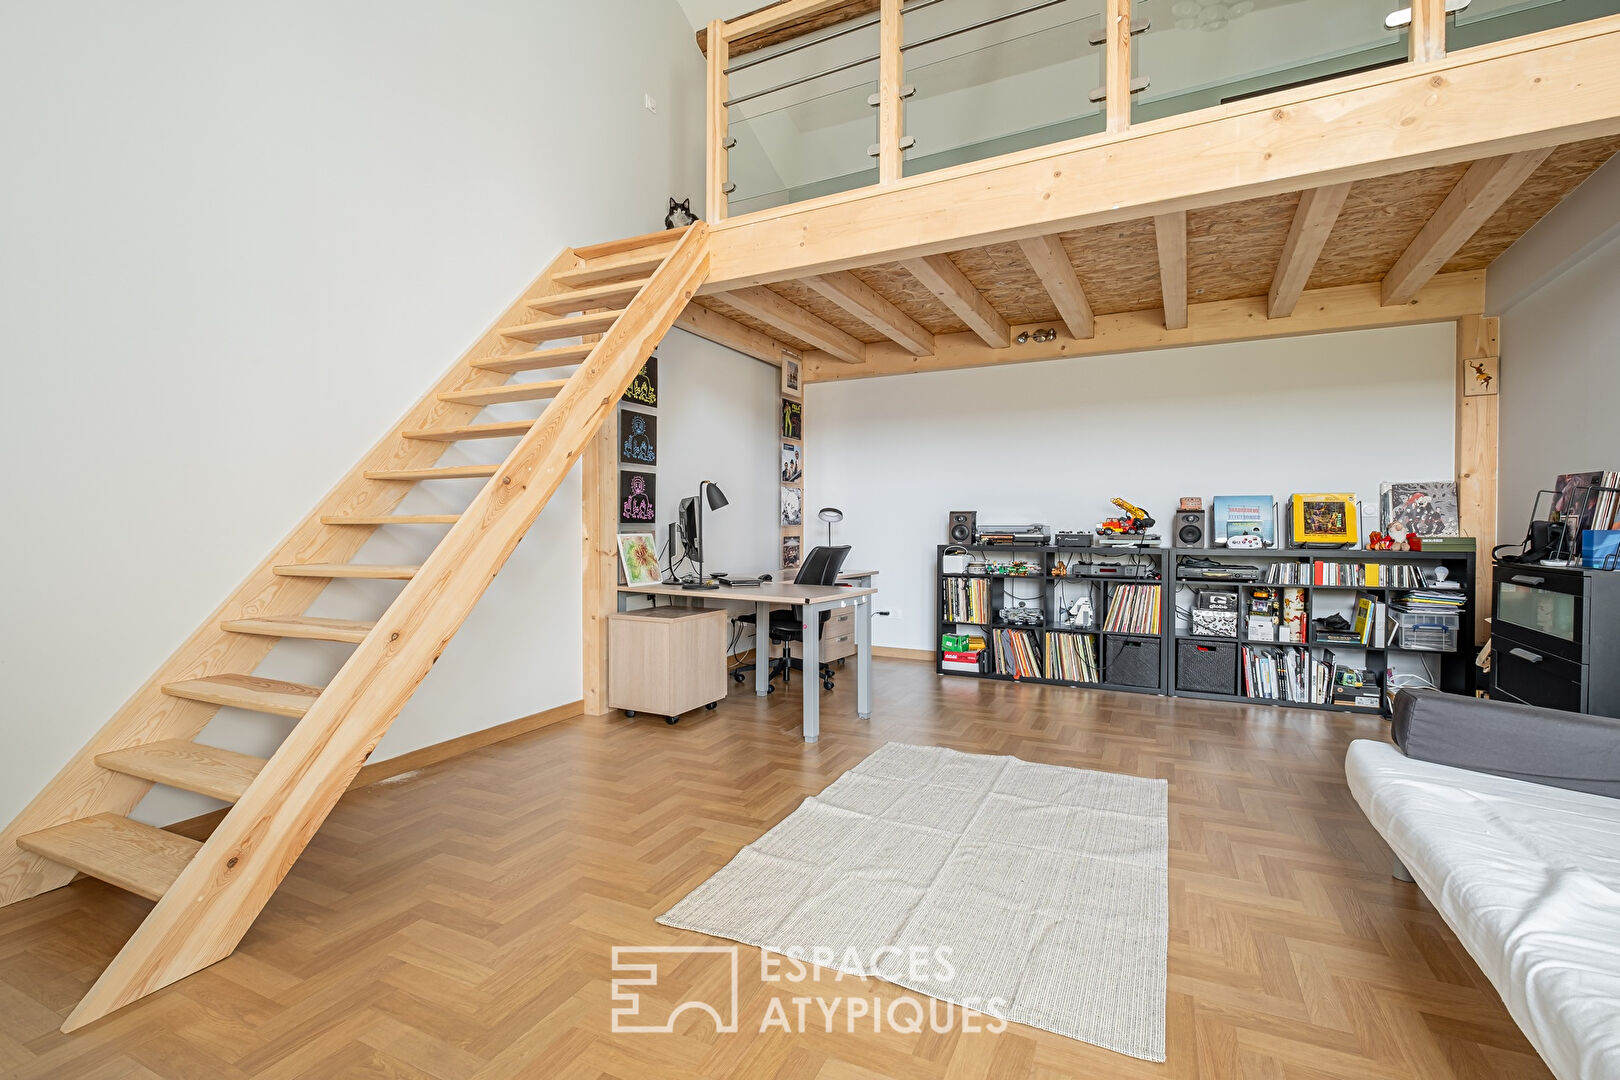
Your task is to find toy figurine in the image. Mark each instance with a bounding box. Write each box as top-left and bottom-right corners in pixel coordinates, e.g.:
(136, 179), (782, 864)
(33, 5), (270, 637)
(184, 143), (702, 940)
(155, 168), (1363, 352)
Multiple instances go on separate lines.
(1096, 497), (1156, 537)
(1052, 561), (1067, 577)
(1067, 596), (1095, 629)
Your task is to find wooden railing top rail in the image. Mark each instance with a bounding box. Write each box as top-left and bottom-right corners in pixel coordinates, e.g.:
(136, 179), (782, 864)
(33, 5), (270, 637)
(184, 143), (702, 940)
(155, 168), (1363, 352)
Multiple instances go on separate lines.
(698, 0), (877, 57)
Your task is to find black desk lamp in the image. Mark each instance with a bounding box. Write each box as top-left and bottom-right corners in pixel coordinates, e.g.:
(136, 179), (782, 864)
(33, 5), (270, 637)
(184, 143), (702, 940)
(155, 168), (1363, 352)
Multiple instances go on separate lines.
(683, 480), (728, 590)
(818, 506), (843, 548)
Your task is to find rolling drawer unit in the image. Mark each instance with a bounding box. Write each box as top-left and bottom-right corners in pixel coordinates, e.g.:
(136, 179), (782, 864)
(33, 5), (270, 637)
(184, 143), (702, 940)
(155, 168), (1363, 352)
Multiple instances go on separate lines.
(1491, 562), (1620, 718)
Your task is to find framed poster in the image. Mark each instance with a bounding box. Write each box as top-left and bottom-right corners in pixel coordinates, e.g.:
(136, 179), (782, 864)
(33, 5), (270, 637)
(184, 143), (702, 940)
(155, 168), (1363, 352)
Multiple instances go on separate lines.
(781, 532), (802, 570)
(619, 409), (657, 465)
(782, 399), (802, 440)
(780, 353), (803, 400)
(780, 441), (802, 483)
(1380, 481), (1460, 536)
(1211, 495), (1276, 546)
(619, 471), (656, 525)
(622, 356), (658, 408)
(617, 532), (661, 586)
(780, 484), (803, 527)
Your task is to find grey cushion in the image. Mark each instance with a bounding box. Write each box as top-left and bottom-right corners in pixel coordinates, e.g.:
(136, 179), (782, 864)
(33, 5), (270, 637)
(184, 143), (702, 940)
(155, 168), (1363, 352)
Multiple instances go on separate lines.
(1391, 689), (1620, 799)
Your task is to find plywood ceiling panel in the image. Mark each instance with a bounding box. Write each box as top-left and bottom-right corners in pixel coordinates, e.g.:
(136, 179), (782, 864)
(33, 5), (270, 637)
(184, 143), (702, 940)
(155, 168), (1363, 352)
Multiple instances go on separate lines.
(1057, 219), (1164, 315)
(1187, 192), (1300, 304)
(846, 263), (971, 335)
(1306, 163), (1468, 290)
(949, 242), (1064, 326)
(767, 279), (888, 343)
(693, 296), (818, 353)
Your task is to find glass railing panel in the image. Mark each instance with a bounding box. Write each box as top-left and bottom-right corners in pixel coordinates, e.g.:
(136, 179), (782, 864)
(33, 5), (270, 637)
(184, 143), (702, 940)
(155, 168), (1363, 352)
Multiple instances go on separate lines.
(1132, 0), (1408, 125)
(902, 0), (1106, 178)
(723, 18), (880, 215)
(1449, 0), (1615, 51)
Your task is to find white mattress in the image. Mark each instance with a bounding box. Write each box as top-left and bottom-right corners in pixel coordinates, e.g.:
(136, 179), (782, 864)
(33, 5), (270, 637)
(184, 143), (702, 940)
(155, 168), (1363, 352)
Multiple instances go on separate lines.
(1346, 740), (1620, 1080)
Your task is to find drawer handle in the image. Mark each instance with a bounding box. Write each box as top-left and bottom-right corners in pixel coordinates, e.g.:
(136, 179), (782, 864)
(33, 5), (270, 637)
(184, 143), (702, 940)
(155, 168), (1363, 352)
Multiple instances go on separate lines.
(1510, 575), (1546, 586)
(1508, 647), (1543, 664)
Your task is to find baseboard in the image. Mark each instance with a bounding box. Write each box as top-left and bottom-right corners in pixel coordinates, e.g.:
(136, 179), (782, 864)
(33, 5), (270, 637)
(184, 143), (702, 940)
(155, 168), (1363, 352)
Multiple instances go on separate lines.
(164, 699), (584, 841)
(872, 646), (935, 661)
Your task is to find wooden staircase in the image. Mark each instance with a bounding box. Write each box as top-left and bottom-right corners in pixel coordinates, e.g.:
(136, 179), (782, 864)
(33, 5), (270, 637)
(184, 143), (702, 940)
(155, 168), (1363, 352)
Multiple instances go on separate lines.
(0, 223), (708, 1031)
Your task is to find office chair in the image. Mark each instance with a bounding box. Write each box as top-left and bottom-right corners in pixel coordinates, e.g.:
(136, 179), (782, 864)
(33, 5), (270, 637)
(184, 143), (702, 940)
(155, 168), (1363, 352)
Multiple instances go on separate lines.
(732, 545), (851, 692)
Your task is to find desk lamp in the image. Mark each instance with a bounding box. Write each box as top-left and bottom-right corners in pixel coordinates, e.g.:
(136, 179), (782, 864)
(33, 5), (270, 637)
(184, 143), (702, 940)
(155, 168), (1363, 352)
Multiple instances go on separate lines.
(683, 480), (729, 590)
(818, 506), (843, 549)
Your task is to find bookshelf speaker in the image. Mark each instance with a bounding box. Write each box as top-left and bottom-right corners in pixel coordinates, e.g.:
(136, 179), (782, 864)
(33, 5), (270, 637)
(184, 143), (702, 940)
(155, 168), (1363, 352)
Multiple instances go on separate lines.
(948, 510), (977, 545)
(1174, 510), (1206, 547)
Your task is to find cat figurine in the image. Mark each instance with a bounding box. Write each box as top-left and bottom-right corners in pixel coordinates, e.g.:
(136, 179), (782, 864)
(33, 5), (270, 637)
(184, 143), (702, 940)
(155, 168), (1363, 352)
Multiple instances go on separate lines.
(664, 197), (697, 230)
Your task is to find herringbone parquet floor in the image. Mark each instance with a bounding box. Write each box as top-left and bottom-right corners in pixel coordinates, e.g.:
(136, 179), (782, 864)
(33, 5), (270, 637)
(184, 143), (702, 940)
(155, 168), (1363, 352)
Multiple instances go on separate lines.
(0, 660), (1551, 1079)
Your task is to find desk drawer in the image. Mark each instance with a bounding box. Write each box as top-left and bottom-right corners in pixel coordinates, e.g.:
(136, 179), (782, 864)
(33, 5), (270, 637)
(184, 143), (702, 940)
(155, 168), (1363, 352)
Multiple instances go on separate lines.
(821, 609), (856, 662)
(1492, 633), (1584, 713)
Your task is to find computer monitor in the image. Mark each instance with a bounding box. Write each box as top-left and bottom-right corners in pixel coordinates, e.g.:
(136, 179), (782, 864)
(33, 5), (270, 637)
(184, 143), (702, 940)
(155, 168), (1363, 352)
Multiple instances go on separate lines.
(678, 496), (701, 563)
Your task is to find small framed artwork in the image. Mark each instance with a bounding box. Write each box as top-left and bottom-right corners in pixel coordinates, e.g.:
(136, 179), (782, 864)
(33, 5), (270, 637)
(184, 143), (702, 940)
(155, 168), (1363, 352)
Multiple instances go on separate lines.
(622, 356), (658, 408)
(617, 532), (662, 586)
(781, 441), (802, 483)
(619, 409), (656, 465)
(1463, 355), (1498, 396)
(781, 532), (802, 570)
(782, 399), (802, 440)
(781, 353), (803, 400)
(780, 484), (803, 527)
(619, 471), (656, 524)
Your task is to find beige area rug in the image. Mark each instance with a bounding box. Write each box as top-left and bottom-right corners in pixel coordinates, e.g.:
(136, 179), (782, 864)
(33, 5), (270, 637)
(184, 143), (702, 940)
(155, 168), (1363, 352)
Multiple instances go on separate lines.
(657, 743), (1169, 1061)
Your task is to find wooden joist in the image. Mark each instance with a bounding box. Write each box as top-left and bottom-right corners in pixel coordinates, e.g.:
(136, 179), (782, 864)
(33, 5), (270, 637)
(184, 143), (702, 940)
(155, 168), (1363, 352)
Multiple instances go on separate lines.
(471, 345), (594, 375)
(900, 255), (1010, 348)
(720, 286), (867, 363)
(364, 464), (499, 482)
(1381, 148), (1553, 306)
(525, 278), (649, 315)
(1154, 211), (1188, 331)
(675, 304), (788, 366)
(219, 615), (375, 644)
(95, 741), (269, 804)
(804, 272), (934, 355)
(1015, 235), (1094, 340)
(320, 514), (460, 526)
(438, 379), (568, 407)
(403, 420), (534, 442)
(161, 674), (324, 719)
(500, 309), (624, 345)
(552, 247), (674, 288)
(1268, 183), (1353, 318)
(16, 815), (199, 903)
(272, 564), (419, 580)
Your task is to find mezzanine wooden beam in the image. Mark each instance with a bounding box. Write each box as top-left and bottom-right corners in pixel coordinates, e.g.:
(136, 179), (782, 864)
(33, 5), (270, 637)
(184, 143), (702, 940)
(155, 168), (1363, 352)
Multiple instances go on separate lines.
(1016, 235), (1095, 340)
(1153, 212), (1188, 331)
(675, 303), (788, 367)
(804, 271), (935, 355)
(719, 287), (867, 363)
(1268, 183), (1353, 319)
(900, 255), (1011, 348)
(800, 270), (1485, 382)
(701, 17), (1620, 291)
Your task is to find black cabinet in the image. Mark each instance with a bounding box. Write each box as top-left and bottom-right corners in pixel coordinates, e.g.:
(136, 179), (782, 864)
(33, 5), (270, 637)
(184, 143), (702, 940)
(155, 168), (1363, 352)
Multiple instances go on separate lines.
(1491, 562), (1620, 718)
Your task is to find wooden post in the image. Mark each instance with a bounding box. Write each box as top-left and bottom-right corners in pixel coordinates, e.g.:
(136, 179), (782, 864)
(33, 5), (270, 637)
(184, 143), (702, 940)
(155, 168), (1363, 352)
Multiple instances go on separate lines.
(1457, 315), (1499, 638)
(878, 0), (904, 185)
(581, 417), (617, 715)
(706, 20), (730, 223)
(1105, 0), (1132, 133)
(1410, 0), (1447, 63)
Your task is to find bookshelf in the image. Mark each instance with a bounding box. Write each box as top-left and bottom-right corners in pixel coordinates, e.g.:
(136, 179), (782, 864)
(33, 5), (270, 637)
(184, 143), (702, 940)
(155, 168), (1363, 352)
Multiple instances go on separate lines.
(935, 543), (1476, 716)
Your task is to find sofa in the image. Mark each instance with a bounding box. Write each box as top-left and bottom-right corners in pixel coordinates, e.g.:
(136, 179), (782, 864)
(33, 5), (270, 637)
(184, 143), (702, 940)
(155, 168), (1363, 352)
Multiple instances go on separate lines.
(1346, 689), (1620, 1080)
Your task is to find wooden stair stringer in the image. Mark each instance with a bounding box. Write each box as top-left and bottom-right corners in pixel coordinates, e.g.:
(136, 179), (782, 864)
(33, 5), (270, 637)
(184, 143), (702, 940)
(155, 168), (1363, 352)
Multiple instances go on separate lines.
(59, 221), (711, 1032)
(0, 245), (589, 909)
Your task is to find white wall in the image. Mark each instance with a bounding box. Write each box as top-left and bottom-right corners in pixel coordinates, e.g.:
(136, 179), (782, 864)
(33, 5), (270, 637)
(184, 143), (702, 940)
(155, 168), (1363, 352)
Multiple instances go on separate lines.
(0, 1), (713, 827)
(806, 324), (1457, 651)
(1495, 231), (1620, 544)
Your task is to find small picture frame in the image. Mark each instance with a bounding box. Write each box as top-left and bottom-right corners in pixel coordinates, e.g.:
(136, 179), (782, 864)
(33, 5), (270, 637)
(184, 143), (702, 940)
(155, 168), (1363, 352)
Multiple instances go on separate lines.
(780, 484), (803, 527)
(781, 352), (803, 400)
(781, 440), (802, 483)
(782, 399), (802, 440)
(781, 532), (802, 570)
(617, 532), (662, 586)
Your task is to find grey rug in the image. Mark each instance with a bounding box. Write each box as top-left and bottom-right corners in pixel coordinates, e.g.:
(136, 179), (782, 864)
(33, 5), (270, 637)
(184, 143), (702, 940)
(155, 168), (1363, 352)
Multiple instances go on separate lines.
(658, 743), (1169, 1061)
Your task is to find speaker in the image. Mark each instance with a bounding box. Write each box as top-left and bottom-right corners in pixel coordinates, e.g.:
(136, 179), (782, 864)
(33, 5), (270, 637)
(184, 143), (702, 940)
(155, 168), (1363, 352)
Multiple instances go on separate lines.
(1174, 510), (1206, 547)
(947, 510), (977, 545)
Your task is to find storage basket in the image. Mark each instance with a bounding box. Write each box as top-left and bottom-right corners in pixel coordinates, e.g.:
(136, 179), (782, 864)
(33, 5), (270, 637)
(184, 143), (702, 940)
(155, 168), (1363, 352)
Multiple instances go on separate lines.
(1177, 640), (1237, 694)
(1105, 636), (1161, 689)
(1394, 610), (1459, 652)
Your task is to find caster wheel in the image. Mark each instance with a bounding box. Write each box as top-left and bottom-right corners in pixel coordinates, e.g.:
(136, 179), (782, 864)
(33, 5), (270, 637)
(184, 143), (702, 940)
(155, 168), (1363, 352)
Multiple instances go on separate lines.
(623, 710), (637, 718)
(705, 702), (718, 711)
(767, 684), (776, 694)
(666, 716), (679, 725)
(823, 680), (835, 691)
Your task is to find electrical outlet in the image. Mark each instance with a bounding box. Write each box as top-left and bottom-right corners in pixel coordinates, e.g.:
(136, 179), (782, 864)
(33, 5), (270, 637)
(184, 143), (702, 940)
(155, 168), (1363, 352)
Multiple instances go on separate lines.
(643, 93), (657, 114)
(879, 608), (900, 618)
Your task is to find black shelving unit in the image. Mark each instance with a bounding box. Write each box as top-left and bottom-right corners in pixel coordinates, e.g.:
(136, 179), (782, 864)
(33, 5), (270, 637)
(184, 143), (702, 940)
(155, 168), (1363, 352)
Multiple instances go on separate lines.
(935, 543), (1476, 716)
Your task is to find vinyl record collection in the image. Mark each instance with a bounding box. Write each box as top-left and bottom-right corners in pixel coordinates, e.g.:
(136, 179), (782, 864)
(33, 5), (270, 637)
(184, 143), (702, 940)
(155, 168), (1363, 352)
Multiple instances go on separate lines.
(1103, 584), (1162, 635)
(1044, 632), (1100, 682)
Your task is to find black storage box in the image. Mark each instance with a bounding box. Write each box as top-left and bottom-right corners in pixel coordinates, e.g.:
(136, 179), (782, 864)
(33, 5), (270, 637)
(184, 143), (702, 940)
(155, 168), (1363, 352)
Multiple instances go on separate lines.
(1106, 636), (1161, 689)
(1177, 639), (1237, 695)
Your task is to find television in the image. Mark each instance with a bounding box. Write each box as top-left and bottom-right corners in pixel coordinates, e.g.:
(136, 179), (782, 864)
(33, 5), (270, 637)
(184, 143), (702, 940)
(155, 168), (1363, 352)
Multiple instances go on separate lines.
(678, 496), (701, 563)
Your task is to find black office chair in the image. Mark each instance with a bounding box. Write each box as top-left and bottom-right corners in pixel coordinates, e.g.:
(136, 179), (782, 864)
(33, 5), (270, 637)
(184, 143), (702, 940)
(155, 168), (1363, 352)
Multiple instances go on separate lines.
(732, 545), (850, 692)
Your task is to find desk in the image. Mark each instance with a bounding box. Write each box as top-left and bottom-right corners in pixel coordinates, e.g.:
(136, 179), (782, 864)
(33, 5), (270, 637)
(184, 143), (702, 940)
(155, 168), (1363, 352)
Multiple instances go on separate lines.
(616, 581), (877, 742)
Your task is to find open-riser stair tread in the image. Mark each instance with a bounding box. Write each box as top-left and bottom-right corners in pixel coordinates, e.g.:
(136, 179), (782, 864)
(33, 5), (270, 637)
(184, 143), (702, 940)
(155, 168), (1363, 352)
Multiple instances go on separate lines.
(498, 308), (624, 345)
(569, 225), (688, 261)
(96, 740), (268, 803)
(402, 420), (533, 442)
(470, 344), (593, 374)
(320, 514), (460, 525)
(551, 247), (674, 287)
(162, 674), (323, 718)
(220, 615), (375, 643)
(17, 814), (201, 902)
(273, 563), (420, 579)
(525, 278), (649, 315)
(437, 379), (568, 406)
(364, 464), (500, 481)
